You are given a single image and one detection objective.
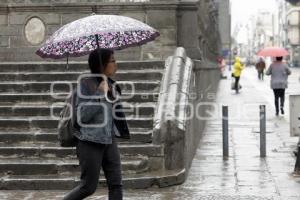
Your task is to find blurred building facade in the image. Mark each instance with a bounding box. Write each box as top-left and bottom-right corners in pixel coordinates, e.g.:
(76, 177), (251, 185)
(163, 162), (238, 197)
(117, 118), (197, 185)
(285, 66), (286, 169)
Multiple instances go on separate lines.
(275, 0), (300, 66)
(284, 0), (300, 66)
(252, 12), (275, 53)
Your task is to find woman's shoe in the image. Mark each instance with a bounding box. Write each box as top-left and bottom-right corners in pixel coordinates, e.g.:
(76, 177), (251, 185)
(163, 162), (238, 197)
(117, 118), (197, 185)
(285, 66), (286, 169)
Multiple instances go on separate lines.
(281, 108), (284, 115)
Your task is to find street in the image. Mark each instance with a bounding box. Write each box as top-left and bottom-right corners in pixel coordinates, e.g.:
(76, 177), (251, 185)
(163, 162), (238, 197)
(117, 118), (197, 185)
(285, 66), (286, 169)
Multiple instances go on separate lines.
(1, 66), (300, 199)
(1, 0), (299, 199)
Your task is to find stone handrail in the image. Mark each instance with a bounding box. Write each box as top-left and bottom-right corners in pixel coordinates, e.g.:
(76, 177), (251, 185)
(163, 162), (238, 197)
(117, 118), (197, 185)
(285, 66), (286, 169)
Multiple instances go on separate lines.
(153, 47), (193, 170)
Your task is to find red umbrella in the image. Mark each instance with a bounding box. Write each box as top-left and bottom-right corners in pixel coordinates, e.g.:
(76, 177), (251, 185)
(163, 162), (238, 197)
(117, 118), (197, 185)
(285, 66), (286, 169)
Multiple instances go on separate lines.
(257, 46), (289, 57)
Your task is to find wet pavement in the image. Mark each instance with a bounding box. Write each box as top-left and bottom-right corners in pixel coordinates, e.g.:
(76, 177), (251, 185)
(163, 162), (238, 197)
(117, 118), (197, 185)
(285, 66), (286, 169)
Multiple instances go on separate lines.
(1, 66), (300, 199)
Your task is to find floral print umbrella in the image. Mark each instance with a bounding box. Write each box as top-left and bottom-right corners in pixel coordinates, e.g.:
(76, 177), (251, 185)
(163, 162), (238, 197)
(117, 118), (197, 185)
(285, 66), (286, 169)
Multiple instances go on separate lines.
(36, 14), (160, 59)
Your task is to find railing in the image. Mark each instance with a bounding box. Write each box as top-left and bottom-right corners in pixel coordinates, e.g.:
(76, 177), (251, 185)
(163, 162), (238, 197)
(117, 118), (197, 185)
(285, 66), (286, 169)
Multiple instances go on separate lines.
(153, 47), (193, 170)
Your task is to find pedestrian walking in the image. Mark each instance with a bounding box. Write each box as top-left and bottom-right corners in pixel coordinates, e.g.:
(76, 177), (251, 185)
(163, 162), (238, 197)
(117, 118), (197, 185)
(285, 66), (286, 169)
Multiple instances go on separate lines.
(266, 56), (291, 116)
(63, 49), (130, 200)
(255, 57), (266, 80)
(218, 56), (227, 79)
(232, 56), (244, 94)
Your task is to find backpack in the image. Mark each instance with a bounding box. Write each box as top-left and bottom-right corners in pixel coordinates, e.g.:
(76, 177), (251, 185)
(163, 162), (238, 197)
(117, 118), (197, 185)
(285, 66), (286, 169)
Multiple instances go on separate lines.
(57, 89), (80, 147)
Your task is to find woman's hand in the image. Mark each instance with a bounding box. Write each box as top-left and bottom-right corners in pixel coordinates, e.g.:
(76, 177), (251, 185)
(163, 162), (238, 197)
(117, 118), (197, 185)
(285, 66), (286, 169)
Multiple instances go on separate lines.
(97, 80), (109, 93)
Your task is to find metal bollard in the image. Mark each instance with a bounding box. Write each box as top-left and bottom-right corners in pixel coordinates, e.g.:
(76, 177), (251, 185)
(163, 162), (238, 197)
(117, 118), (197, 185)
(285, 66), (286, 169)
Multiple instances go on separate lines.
(222, 106), (229, 158)
(294, 145), (300, 174)
(294, 117), (300, 174)
(260, 105), (266, 157)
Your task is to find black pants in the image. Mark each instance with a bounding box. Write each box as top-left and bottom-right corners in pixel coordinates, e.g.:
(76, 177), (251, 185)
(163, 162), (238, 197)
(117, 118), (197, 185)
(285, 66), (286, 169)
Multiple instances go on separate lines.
(273, 89), (285, 114)
(258, 71), (264, 80)
(63, 139), (122, 200)
(234, 76), (240, 93)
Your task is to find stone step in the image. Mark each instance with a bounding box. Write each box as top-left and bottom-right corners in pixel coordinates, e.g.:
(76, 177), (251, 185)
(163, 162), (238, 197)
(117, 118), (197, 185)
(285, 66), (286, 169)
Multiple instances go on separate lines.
(0, 156), (149, 176)
(0, 169), (185, 190)
(0, 70), (163, 82)
(0, 61), (164, 72)
(0, 92), (158, 104)
(0, 81), (160, 93)
(0, 128), (153, 144)
(0, 102), (156, 117)
(0, 116), (154, 129)
(0, 144), (163, 158)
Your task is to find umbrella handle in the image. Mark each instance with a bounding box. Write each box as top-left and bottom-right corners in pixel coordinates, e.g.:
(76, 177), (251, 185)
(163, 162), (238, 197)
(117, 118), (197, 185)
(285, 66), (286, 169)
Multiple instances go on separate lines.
(95, 34), (100, 49)
(66, 53), (69, 70)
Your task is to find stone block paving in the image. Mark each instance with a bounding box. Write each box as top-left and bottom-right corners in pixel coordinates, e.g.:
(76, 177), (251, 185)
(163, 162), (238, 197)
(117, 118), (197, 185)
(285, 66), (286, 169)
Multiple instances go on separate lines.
(1, 67), (300, 199)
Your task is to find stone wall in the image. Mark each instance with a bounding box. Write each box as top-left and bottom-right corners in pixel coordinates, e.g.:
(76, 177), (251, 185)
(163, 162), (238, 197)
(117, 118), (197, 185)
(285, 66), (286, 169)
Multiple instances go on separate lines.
(177, 0), (220, 61)
(153, 48), (220, 172)
(184, 59), (220, 170)
(215, 0), (230, 58)
(0, 0), (220, 62)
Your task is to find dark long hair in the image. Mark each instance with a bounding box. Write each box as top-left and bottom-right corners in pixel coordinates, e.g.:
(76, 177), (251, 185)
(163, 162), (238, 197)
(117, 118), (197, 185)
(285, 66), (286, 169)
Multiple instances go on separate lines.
(88, 49), (114, 74)
(87, 49), (121, 97)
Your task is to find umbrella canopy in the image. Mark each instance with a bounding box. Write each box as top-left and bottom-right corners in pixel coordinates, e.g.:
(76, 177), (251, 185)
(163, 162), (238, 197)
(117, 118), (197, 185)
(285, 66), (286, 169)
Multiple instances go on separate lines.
(36, 14), (160, 59)
(257, 46), (289, 57)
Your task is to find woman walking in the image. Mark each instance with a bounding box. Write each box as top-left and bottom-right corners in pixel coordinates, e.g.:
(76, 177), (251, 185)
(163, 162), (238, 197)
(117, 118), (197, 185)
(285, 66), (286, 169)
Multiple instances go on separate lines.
(63, 49), (130, 200)
(266, 56), (291, 116)
(232, 56), (244, 94)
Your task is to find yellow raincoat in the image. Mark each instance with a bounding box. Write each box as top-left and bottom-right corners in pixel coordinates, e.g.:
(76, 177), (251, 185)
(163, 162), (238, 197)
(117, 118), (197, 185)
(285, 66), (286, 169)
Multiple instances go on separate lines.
(233, 57), (244, 77)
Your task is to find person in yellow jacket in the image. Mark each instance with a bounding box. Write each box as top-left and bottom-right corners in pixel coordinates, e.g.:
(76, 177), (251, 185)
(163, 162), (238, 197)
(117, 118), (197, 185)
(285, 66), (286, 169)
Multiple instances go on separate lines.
(232, 56), (245, 93)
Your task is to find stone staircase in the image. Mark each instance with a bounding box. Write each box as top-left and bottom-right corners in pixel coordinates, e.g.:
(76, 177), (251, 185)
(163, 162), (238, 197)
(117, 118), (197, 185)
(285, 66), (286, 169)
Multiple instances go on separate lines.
(0, 61), (184, 190)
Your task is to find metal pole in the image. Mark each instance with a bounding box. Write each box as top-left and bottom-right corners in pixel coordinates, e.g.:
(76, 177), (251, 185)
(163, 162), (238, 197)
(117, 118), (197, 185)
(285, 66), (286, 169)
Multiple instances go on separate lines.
(294, 145), (300, 174)
(295, 118), (300, 174)
(66, 53), (69, 70)
(229, 12), (232, 71)
(95, 34), (100, 49)
(222, 106), (229, 158)
(260, 105), (266, 157)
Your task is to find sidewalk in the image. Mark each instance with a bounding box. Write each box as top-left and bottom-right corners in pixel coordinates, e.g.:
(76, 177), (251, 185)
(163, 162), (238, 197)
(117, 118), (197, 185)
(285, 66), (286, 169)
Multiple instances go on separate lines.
(0, 67), (300, 199)
(182, 66), (300, 199)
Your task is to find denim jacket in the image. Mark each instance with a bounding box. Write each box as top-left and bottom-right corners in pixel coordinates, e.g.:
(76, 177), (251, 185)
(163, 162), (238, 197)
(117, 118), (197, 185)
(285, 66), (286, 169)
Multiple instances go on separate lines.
(74, 76), (130, 144)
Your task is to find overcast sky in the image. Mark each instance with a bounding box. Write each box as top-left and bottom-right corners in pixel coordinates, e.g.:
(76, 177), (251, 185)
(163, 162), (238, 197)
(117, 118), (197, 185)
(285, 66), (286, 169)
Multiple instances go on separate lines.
(230, 0), (278, 43)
